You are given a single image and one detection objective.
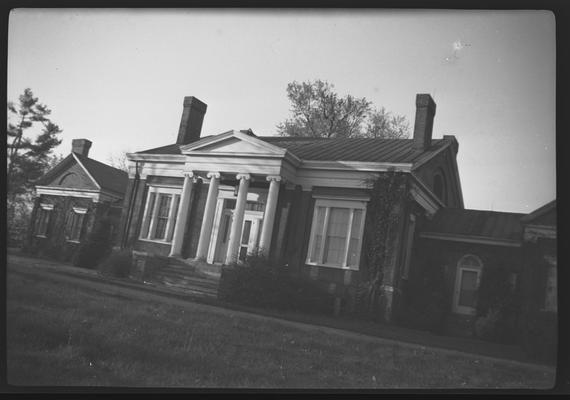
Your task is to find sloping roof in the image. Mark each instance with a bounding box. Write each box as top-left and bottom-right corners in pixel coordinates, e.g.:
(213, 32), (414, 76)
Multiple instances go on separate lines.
(521, 200), (557, 226)
(422, 208), (525, 244)
(137, 135), (452, 165)
(74, 153), (128, 195)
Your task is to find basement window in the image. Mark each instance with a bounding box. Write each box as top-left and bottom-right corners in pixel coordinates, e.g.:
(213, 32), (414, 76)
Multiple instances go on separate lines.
(139, 186), (181, 243)
(306, 199), (367, 270)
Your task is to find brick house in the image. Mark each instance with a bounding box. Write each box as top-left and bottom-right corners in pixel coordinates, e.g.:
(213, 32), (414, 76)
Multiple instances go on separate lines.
(25, 139), (128, 262)
(119, 94), (465, 322)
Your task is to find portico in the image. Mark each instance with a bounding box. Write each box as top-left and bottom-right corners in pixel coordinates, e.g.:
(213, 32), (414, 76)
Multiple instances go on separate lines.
(167, 169), (283, 265)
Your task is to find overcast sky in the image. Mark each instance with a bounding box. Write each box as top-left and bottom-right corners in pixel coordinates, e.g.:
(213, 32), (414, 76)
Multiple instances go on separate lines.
(8, 9), (555, 213)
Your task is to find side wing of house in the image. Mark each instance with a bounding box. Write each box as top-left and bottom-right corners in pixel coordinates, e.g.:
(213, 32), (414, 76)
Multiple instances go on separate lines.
(411, 137), (463, 208)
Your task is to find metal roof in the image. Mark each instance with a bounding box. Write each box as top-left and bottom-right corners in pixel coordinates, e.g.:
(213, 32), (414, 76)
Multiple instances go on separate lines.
(137, 135), (452, 165)
(74, 153), (129, 195)
(422, 208), (525, 243)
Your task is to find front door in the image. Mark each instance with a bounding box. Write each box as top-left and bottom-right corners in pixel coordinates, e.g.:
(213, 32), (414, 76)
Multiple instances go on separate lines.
(237, 212), (263, 262)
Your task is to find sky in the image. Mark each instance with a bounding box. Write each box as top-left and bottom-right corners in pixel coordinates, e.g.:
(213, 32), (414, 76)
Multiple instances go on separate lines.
(7, 9), (556, 213)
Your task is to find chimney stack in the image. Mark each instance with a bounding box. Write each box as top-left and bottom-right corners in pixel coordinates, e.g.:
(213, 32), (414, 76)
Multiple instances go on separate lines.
(176, 96), (207, 145)
(412, 94), (436, 151)
(71, 139), (92, 157)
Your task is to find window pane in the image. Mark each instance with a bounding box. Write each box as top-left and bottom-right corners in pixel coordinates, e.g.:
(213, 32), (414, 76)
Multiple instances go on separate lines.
(323, 208), (350, 265)
(166, 195), (180, 242)
(458, 270), (478, 307)
(309, 207), (326, 263)
(154, 195), (172, 239)
(347, 209), (363, 266)
(241, 220), (252, 245)
(141, 192), (156, 238)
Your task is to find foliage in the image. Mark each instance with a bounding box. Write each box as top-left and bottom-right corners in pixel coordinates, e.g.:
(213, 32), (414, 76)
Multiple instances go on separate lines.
(7, 192), (35, 248)
(218, 255), (333, 314)
(7, 88), (63, 196)
(277, 80), (410, 139)
(397, 263), (448, 333)
(73, 217), (114, 269)
(106, 149), (131, 172)
(474, 267), (519, 343)
(359, 170), (408, 318)
(98, 249), (133, 278)
(520, 307), (557, 364)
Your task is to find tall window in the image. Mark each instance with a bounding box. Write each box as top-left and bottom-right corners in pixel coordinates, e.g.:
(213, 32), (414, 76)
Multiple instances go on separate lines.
(453, 254), (483, 315)
(139, 186), (181, 243)
(36, 203), (53, 237)
(306, 199), (367, 270)
(65, 207), (87, 242)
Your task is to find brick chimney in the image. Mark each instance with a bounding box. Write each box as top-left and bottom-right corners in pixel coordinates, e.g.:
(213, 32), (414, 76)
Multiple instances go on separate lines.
(176, 96), (207, 145)
(71, 139), (92, 157)
(412, 94), (436, 151)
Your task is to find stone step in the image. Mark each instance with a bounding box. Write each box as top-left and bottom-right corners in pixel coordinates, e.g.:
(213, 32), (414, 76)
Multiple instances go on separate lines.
(153, 275), (219, 291)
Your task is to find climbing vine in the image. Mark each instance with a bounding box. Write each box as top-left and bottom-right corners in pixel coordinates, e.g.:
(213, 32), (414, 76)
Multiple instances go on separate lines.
(359, 169), (408, 317)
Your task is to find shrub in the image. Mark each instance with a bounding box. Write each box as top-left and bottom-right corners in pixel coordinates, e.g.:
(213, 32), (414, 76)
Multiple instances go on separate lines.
(520, 308), (557, 364)
(218, 255), (333, 314)
(98, 249), (133, 278)
(474, 267), (519, 343)
(397, 264), (448, 333)
(73, 218), (113, 269)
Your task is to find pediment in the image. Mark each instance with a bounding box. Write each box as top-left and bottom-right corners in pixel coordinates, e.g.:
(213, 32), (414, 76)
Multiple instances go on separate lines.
(180, 130), (286, 157)
(37, 154), (99, 190)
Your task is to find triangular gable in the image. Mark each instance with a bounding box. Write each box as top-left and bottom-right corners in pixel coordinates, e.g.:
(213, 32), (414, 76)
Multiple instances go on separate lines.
(180, 130), (287, 156)
(36, 153), (100, 191)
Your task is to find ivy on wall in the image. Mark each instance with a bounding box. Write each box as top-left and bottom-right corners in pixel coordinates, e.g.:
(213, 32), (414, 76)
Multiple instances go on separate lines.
(356, 169), (408, 317)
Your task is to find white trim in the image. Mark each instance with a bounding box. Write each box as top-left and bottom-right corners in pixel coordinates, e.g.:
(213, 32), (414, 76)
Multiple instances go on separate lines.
(139, 185), (183, 243)
(40, 203), (54, 210)
(301, 160), (412, 172)
(419, 232), (522, 247)
(71, 153), (101, 190)
(72, 207), (88, 214)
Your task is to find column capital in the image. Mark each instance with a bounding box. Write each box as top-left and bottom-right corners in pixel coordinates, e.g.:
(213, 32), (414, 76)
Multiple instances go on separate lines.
(183, 171), (195, 179)
(236, 173), (251, 181)
(207, 171), (221, 179)
(266, 175), (282, 183)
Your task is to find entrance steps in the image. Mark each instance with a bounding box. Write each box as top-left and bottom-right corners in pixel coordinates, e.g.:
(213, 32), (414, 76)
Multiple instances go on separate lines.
(148, 257), (222, 298)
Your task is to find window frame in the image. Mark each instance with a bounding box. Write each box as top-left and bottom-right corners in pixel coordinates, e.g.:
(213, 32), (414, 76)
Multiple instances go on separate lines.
(305, 198), (367, 271)
(65, 206), (88, 243)
(139, 186), (182, 244)
(452, 254), (483, 315)
(35, 203), (54, 238)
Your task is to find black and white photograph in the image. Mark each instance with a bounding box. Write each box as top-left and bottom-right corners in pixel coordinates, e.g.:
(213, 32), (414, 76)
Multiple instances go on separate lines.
(6, 8), (558, 390)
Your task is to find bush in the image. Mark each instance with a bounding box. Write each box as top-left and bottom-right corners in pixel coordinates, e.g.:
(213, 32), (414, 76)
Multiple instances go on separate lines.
(218, 255), (333, 314)
(73, 218), (113, 269)
(474, 267), (519, 343)
(397, 264), (448, 333)
(520, 309), (557, 364)
(98, 249), (133, 278)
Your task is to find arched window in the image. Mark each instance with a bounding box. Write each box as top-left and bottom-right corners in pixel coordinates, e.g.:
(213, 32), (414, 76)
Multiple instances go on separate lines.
(453, 254), (483, 315)
(433, 169), (447, 204)
(59, 172), (80, 187)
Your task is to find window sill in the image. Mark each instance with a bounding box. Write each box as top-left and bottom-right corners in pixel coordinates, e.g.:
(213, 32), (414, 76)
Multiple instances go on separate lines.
(138, 238), (172, 245)
(35, 235), (48, 239)
(305, 261), (359, 271)
(66, 240), (81, 244)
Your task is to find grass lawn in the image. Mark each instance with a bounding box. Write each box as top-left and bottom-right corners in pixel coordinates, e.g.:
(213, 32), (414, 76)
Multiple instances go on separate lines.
(7, 269), (555, 389)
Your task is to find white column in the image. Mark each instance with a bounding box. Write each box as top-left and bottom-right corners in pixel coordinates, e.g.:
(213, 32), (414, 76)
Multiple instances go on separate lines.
(258, 175), (282, 257)
(195, 172), (221, 260)
(225, 173), (250, 264)
(169, 172), (195, 257)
